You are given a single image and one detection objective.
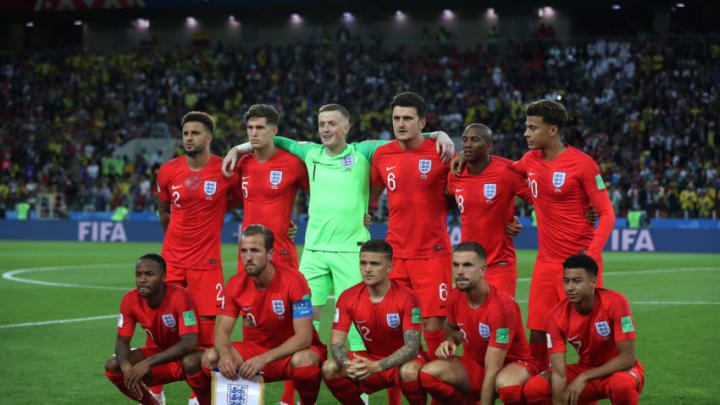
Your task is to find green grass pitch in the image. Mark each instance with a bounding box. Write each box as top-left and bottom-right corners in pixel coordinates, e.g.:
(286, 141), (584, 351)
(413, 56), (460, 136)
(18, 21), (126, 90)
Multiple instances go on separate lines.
(1, 241), (719, 404)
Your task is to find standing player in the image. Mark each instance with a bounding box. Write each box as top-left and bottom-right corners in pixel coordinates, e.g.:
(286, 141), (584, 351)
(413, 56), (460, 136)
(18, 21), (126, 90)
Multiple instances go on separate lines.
(156, 111), (241, 404)
(157, 111), (241, 344)
(419, 242), (535, 405)
(523, 255), (644, 405)
(513, 100), (615, 371)
(447, 123), (532, 297)
(322, 239), (427, 405)
(202, 225), (327, 405)
(236, 104), (309, 275)
(369, 92), (453, 359)
(237, 104), (308, 404)
(104, 254), (211, 405)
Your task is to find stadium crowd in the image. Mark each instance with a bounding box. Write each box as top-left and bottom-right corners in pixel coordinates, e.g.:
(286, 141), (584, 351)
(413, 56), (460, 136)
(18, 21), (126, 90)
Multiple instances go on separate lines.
(1, 36), (718, 219)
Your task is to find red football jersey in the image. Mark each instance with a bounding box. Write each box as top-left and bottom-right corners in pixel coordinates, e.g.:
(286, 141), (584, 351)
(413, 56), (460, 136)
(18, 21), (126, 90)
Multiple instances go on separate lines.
(237, 149), (309, 271)
(333, 280), (423, 357)
(546, 288), (637, 367)
(222, 269), (322, 349)
(371, 138), (451, 259)
(447, 285), (532, 365)
(447, 157), (532, 266)
(512, 147), (608, 262)
(157, 155), (241, 269)
(117, 283), (199, 350)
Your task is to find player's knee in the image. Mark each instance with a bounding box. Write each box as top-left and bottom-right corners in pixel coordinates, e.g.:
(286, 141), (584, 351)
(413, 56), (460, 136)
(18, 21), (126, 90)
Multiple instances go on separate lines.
(201, 348), (219, 368)
(181, 352), (202, 374)
(420, 360), (446, 379)
(522, 375), (551, 404)
(495, 365), (529, 390)
(609, 372), (637, 400)
(105, 354), (119, 372)
(321, 358), (340, 379)
(398, 361), (421, 382)
(290, 350), (319, 368)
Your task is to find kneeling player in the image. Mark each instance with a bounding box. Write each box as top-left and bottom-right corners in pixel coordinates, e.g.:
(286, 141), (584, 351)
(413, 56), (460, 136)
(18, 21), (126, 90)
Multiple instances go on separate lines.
(202, 225), (326, 405)
(523, 255), (644, 405)
(420, 242), (535, 405)
(104, 254), (210, 405)
(322, 239), (427, 405)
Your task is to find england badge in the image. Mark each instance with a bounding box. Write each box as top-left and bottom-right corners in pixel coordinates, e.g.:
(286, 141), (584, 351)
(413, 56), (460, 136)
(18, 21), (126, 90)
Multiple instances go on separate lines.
(418, 159), (432, 174)
(483, 183), (497, 199)
(269, 170), (283, 186)
(161, 314), (176, 328)
(272, 299), (285, 316)
(204, 180), (217, 196)
(595, 321), (611, 337)
(552, 172), (566, 188)
(386, 313), (401, 328)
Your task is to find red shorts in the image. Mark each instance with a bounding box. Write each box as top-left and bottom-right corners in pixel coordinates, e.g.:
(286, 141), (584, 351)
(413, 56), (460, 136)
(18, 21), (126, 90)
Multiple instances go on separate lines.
(391, 255), (452, 318)
(347, 350), (428, 394)
(565, 361), (645, 402)
(231, 341), (327, 382)
(484, 260), (517, 298)
(460, 355), (536, 398)
(527, 256), (603, 331)
(137, 346), (184, 385)
(166, 264), (224, 317)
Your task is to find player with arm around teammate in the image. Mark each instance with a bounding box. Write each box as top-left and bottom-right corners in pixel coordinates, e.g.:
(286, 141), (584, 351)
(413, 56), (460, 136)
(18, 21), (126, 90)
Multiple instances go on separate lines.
(202, 225), (326, 405)
(322, 239), (428, 405)
(523, 255), (644, 405)
(419, 242), (535, 405)
(104, 254), (211, 405)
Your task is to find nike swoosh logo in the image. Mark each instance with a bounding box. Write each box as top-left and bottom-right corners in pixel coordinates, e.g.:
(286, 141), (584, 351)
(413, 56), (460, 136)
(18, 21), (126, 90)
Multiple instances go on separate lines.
(171, 185), (182, 190)
(386, 166), (397, 171)
(456, 322), (465, 326)
(455, 188), (464, 192)
(528, 172), (535, 176)
(356, 320), (367, 324)
(242, 176), (250, 180)
(568, 334), (580, 341)
(242, 307), (253, 311)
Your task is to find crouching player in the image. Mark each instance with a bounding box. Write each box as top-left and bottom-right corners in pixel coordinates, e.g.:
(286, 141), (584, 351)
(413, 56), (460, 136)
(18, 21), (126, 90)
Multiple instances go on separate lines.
(419, 242), (535, 405)
(104, 254), (210, 405)
(202, 225), (326, 405)
(523, 255), (644, 405)
(322, 239), (427, 405)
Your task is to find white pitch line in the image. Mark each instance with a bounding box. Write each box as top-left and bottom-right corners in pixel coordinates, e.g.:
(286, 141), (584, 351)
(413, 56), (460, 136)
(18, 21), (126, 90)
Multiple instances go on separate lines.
(2, 264), (129, 290)
(0, 314), (117, 329)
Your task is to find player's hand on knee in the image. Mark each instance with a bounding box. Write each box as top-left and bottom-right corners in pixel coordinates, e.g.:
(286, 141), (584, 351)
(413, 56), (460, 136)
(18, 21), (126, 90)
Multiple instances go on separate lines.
(436, 340), (456, 359)
(218, 353), (239, 379)
(238, 355), (267, 379)
(566, 374), (587, 405)
(124, 361), (151, 400)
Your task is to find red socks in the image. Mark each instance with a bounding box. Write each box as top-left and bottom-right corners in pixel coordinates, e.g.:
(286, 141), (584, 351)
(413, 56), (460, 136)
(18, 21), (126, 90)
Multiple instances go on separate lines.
(400, 378), (427, 405)
(522, 376), (551, 405)
(323, 376), (365, 405)
(497, 385), (524, 405)
(105, 370), (159, 405)
(419, 371), (465, 403)
(530, 342), (549, 372)
(185, 370), (211, 405)
(388, 386), (402, 405)
(280, 380), (297, 404)
(423, 330), (446, 360)
(198, 319), (216, 347)
(290, 365), (322, 405)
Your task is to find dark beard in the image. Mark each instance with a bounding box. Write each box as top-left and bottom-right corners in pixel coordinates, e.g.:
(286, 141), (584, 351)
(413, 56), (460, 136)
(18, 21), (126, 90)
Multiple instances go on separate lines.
(185, 147), (199, 157)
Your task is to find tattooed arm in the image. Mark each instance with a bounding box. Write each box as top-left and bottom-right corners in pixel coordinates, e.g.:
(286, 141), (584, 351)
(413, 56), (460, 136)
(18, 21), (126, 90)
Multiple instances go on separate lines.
(329, 329), (351, 372)
(350, 329), (421, 380)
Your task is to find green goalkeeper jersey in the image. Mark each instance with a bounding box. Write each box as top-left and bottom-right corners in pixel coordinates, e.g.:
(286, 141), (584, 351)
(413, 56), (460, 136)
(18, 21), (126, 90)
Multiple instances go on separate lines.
(273, 137), (382, 252)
